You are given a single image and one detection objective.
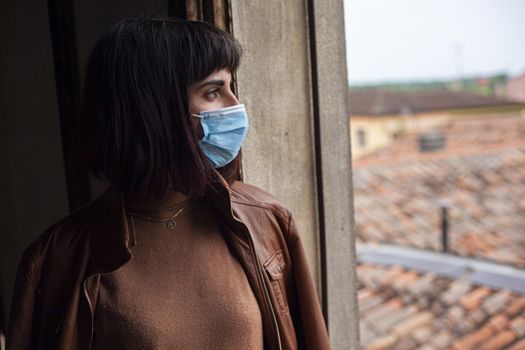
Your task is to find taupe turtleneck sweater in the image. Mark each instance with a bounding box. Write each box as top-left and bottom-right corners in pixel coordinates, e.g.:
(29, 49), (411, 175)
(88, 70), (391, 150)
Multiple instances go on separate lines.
(91, 194), (263, 350)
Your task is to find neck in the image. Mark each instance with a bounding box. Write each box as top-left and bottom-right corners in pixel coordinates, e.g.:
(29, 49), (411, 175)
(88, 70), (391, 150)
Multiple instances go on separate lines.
(123, 189), (190, 210)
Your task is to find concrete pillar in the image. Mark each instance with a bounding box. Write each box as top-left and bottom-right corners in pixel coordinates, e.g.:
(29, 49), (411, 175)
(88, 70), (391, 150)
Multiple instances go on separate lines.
(231, 2), (319, 277)
(231, 1), (360, 348)
(309, 1), (360, 348)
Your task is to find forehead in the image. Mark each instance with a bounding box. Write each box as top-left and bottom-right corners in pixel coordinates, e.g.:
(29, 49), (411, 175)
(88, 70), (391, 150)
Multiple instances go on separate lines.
(200, 68), (231, 83)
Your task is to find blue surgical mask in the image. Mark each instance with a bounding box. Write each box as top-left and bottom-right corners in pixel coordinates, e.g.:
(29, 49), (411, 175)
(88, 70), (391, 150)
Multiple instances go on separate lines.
(192, 104), (249, 168)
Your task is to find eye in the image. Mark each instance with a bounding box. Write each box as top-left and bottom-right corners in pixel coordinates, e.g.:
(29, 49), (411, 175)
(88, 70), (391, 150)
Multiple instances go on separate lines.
(205, 89), (221, 100)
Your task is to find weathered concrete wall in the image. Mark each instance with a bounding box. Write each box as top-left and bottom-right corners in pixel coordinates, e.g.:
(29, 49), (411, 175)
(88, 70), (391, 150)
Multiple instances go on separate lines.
(231, 2), (320, 282)
(312, 0), (360, 348)
(232, 1), (360, 348)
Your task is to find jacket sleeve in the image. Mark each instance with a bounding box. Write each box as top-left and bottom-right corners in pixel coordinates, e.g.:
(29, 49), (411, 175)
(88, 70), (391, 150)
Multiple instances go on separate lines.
(6, 244), (41, 350)
(285, 212), (331, 350)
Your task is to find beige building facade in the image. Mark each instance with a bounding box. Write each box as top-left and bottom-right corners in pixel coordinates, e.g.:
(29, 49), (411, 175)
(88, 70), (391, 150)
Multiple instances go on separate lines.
(351, 111), (449, 158)
(349, 89), (525, 159)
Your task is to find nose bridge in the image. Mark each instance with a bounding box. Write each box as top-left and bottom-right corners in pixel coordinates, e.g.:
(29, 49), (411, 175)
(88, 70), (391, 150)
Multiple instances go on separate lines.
(228, 90), (240, 106)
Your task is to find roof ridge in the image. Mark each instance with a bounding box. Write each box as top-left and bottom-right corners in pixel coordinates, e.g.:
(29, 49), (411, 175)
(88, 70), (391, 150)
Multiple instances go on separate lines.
(357, 243), (525, 294)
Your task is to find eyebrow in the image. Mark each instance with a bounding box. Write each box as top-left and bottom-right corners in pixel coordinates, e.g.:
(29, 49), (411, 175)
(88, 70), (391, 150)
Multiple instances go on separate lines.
(196, 79), (225, 89)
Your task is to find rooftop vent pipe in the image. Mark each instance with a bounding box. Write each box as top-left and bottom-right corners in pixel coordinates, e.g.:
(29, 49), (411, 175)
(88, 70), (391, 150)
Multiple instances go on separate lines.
(438, 199), (452, 253)
(419, 131), (445, 152)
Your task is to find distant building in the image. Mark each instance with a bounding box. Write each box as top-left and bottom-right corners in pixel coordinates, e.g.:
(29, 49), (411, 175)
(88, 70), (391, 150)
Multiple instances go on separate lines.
(349, 89), (525, 158)
(507, 72), (525, 103)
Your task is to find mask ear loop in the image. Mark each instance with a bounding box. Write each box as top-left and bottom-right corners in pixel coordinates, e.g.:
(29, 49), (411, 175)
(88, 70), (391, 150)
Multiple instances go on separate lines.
(190, 113), (205, 141)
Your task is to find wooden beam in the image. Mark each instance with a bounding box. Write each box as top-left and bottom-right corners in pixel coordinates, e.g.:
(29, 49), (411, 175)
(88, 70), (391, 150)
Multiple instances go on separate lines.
(181, 0), (231, 32)
(185, 0), (202, 20)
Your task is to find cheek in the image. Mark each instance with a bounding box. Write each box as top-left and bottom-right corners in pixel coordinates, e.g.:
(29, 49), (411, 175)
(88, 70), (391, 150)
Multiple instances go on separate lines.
(190, 117), (204, 139)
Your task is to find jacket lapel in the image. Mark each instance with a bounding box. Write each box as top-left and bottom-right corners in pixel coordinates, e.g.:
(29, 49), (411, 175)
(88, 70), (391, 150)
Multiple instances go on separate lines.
(86, 186), (133, 274)
(205, 178), (282, 350)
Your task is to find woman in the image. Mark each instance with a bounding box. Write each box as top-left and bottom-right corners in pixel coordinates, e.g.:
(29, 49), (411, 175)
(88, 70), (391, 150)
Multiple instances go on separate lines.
(7, 16), (330, 350)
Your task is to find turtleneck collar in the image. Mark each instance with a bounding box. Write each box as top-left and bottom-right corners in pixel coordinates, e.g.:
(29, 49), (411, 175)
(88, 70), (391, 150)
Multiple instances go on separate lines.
(123, 189), (191, 211)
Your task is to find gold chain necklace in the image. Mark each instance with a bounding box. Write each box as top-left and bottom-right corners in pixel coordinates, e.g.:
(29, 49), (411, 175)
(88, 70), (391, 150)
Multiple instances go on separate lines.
(126, 202), (190, 246)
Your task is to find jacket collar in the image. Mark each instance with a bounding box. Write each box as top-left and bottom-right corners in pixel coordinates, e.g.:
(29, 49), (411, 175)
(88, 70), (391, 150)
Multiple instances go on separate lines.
(86, 186), (133, 274)
(86, 173), (241, 274)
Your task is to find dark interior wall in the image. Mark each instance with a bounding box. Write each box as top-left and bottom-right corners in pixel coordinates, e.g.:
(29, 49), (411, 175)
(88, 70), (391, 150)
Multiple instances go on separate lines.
(0, 0), (167, 328)
(0, 0), (69, 328)
(75, 0), (168, 79)
(74, 0), (168, 198)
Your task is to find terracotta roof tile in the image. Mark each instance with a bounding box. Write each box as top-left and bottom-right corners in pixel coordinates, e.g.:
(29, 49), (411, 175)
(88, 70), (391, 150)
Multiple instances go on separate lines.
(359, 294), (386, 314)
(460, 286), (492, 310)
(445, 305), (466, 329)
(373, 305), (418, 333)
(510, 317), (525, 338)
(486, 314), (511, 333)
(479, 330), (516, 350)
(367, 334), (398, 350)
(391, 337), (418, 350)
(418, 344), (440, 350)
(391, 311), (434, 337)
(483, 291), (512, 315)
(467, 308), (488, 325)
(507, 338), (525, 350)
(440, 279), (473, 305)
(379, 265), (406, 285)
(361, 321), (381, 345)
(407, 273), (436, 297)
(452, 326), (493, 350)
(391, 270), (420, 291)
(506, 297), (525, 318)
(358, 289), (375, 301)
(364, 298), (404, 324)
(428, 330), (454, 349)
(411, 325), (434, 345)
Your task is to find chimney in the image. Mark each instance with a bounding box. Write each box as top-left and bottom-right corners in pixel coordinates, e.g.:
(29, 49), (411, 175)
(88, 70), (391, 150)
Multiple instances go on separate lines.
(419, 131), (445, 152)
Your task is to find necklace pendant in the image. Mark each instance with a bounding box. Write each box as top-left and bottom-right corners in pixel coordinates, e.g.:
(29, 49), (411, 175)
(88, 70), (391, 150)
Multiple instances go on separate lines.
(167, 219), (177, 230)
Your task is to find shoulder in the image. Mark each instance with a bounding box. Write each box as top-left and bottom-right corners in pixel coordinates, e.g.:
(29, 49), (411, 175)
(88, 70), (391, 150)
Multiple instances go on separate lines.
(19, 203), (94, 280)
(229, 181), (292, 219)
(228, 182), (302, 260)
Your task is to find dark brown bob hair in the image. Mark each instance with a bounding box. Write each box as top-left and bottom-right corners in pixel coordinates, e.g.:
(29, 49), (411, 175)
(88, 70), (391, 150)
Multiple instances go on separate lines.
(82, 16), (243, 198)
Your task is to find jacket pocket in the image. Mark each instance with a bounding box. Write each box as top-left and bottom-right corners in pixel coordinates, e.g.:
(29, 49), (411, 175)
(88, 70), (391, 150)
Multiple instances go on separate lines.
(264, 250), (289, 313)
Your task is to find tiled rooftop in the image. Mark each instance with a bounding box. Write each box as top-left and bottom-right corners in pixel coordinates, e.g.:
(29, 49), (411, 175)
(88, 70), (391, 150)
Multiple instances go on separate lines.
(357, 262), (525, 350)
(352, 115), (525, 268)
(349, 89), (524, 116)
(353, 114), (525, 349)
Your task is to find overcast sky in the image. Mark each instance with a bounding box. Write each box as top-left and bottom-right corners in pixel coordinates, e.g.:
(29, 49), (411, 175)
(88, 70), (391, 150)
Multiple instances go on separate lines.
(344, 0), (525, 84)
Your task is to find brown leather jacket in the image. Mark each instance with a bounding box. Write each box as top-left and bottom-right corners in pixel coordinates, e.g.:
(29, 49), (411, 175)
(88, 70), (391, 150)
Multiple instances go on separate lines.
(7, 178), (330, 350)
